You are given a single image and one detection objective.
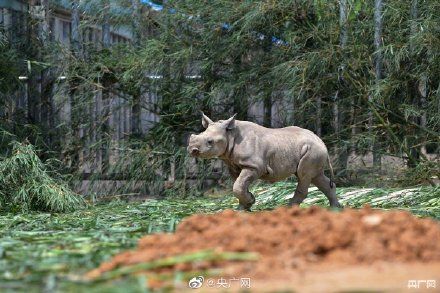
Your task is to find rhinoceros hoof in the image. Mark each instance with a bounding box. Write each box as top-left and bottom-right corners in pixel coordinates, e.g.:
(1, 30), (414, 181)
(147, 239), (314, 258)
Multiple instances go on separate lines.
(236, 204), (252, 212)
(331, 202), (344, 209)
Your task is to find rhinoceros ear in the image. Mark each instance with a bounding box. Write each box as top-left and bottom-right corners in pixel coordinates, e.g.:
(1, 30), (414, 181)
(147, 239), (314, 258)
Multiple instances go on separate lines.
(201, 112), (213, 128)
(222, 113), (237, 130)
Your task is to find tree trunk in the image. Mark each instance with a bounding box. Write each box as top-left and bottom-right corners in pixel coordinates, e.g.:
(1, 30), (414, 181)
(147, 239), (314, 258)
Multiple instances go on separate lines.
(335, 0), (349, 175)
(131, 0), (141, 46)
(71, 1), (81, 55)
(40, 0), (53, 145)
(315, 95), (321, 136)
(101, 0), (111, 173)
(102, 2), (111, 48)
(419, 74), (427, 155)
(291, 91), (296, 125)
(372, 0), (383, 169)
(232, 55), (247, 120)
(201, 63), (216, 119)
(333, 0), (348, 142)
(333, 91), (339, 144)
(408, 0), (420, 166)
(67, 0), (81, 171)
(373, 0), (384, 83)
(131, 0), (142, 137)
(339, 0), (348, 47)
(263, 92), (272, 127)
(410, 0), (427, 156)
(262, 38), (272, 127)
(350, 96), (356, 153)
(27, 2), (39, 126)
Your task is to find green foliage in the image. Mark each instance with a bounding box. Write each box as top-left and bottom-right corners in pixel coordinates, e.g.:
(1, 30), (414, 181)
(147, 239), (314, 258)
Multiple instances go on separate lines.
(0, 142), (85, 212)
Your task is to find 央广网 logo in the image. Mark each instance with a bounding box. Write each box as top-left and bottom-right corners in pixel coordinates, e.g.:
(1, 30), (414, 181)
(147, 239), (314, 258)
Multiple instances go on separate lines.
(188, 276), (204, 289)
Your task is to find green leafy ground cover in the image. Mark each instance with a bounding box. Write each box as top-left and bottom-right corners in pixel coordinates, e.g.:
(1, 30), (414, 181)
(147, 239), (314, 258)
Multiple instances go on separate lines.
(0, 182), (439, 292)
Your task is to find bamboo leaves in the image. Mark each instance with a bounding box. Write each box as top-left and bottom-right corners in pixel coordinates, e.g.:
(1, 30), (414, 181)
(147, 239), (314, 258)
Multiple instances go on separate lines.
(0, 142), (85, 212)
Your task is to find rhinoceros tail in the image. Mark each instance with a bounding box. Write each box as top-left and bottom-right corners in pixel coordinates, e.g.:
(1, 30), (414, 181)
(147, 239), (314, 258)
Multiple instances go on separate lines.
(327, 155), (335, 188)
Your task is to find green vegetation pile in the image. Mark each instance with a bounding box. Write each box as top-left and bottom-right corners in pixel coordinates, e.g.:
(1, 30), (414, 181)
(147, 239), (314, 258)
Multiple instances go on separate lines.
(0, 142), (85, 212)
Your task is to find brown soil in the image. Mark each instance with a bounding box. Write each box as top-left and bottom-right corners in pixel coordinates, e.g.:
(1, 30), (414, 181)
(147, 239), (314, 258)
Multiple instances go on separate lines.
(87, 206), (440, 291)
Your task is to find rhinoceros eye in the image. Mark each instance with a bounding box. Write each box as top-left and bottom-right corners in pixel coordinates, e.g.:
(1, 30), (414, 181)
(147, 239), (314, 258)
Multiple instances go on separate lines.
(207, 139), (214, 145)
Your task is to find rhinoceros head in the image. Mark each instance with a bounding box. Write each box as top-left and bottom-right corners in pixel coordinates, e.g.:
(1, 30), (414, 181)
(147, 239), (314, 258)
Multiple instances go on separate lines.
(187, 112), (236, 158)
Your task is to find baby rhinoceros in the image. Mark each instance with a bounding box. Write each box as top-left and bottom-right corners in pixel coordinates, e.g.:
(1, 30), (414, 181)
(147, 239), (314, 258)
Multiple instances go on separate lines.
(187, 113), (343, 211)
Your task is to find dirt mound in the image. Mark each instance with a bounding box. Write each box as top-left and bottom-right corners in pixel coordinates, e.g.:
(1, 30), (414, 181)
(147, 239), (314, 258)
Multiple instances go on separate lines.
(87, 206), (440, 288)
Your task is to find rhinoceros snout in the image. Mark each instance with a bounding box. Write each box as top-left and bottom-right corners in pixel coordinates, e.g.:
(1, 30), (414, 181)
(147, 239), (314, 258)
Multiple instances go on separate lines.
(187, 134), (201, 156)
(189, 147), (200, 157)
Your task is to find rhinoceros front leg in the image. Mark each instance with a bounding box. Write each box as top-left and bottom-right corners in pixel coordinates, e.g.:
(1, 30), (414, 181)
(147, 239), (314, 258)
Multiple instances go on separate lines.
(233, 168), (257, 211)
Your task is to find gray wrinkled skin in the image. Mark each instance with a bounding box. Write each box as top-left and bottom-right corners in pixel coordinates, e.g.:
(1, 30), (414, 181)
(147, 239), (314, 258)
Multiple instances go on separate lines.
(187, 113), (343, 211)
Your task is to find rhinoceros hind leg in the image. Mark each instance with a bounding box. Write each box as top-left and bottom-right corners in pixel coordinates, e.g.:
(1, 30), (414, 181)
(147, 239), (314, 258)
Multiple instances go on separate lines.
(312, 173), (343, 208)
(289, 177), (311, 206)
(289, 146), (314, 206)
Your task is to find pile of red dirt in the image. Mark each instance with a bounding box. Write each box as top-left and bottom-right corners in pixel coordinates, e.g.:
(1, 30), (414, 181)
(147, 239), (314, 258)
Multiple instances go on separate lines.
(87, 206), (440, 290)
